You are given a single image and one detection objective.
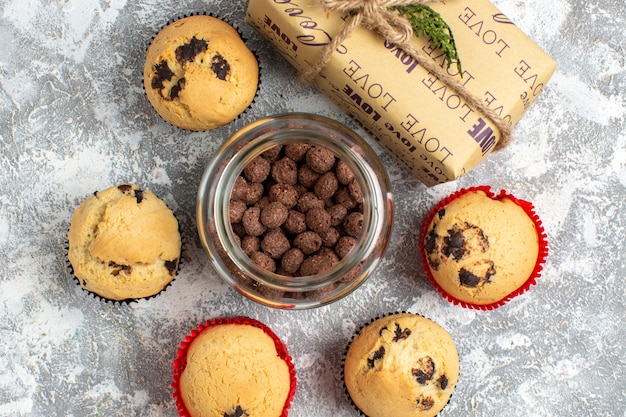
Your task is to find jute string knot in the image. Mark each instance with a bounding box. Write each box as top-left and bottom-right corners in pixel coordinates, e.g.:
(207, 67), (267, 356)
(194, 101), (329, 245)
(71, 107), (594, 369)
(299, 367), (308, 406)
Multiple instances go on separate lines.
(300, 0), (513, 150)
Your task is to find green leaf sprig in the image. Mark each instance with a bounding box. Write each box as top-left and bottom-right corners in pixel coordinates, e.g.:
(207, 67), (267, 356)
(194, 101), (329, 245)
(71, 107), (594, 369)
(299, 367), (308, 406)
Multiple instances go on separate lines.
(391, 4), (463, 76)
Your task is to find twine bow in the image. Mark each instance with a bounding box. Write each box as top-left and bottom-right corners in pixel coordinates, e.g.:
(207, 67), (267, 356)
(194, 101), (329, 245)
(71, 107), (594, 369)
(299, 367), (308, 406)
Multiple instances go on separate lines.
(299, 0), (513, 151)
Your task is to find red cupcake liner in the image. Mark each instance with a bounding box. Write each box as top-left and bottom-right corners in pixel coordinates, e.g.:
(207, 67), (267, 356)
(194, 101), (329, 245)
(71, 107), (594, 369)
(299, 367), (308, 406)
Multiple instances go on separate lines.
(171, 316), (297, 417)
(419, 185), (549, 310)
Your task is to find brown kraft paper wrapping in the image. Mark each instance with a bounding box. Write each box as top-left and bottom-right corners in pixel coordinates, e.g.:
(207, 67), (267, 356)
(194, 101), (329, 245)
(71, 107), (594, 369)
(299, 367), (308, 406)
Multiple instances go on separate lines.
(245, 0), (556, 186)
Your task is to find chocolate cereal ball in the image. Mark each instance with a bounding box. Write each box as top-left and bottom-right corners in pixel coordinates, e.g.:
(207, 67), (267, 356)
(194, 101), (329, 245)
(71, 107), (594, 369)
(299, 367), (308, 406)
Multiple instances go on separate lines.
(306, 145), (336, 173)
(343, 212), (364, 238)
(243, 182), (264, 204)
(254, 195), (271, 210)
(261, 229), (290, 259)
(306, 207), (331, 234)
(250, 251), (276, 273)
(229, 199), (247, 223)
(328, 204), (348, 227)
(320, 227), (340, 247)
(261, 145), (283, 162)
(243, 155), (271, 183)
(336, 236), (357, 259)
(335, 159), (355, 185)
(299, 253), (333, 276)
(294, 231), (322, 255)
(231, 176), (249, 201)
(334, 187), (358, 210)
(260, 201), (289, 228)
(297, 164), (320, 189)
(314, 171), (339, 200)
(281, 248), (305, 274)
(348, 178), (364, 203)
(317, 247), (340, 266)
(271, 157), (298, 184)
(241, 235), (260, 255)
(269, 184), (299, 208)
(297, 192), (324, 213)
(284, 210), (307, 235)
(242, 206), (266, 237)
(284, 143), (310, 161)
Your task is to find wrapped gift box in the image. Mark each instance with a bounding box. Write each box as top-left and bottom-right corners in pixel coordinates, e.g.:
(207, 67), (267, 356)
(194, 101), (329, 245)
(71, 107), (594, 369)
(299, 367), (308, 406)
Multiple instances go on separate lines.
(246, 0), (556, 186)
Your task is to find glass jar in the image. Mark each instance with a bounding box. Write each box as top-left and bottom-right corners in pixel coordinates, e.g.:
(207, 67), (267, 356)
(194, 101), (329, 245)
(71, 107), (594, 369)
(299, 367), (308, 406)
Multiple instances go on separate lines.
(197, 113), (393, 309)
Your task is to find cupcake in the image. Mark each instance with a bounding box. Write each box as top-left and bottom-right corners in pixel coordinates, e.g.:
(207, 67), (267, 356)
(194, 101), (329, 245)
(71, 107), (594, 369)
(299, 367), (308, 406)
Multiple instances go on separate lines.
(420, 185), (548, 310)
(144, 14), (259, 131)
(67, 183), (181, 302)
(344, 313), (459, 417)
(172, 316), (296, 417)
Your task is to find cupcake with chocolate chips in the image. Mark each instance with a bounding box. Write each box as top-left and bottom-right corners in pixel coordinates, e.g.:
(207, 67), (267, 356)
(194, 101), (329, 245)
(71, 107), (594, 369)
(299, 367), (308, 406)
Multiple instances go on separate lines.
(420, 185), (548, 310)
(172, 316), (296, 417)
(67, 183), (181, 302)
(144, 14), (258, 131)
(344, 313), (459, 417)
